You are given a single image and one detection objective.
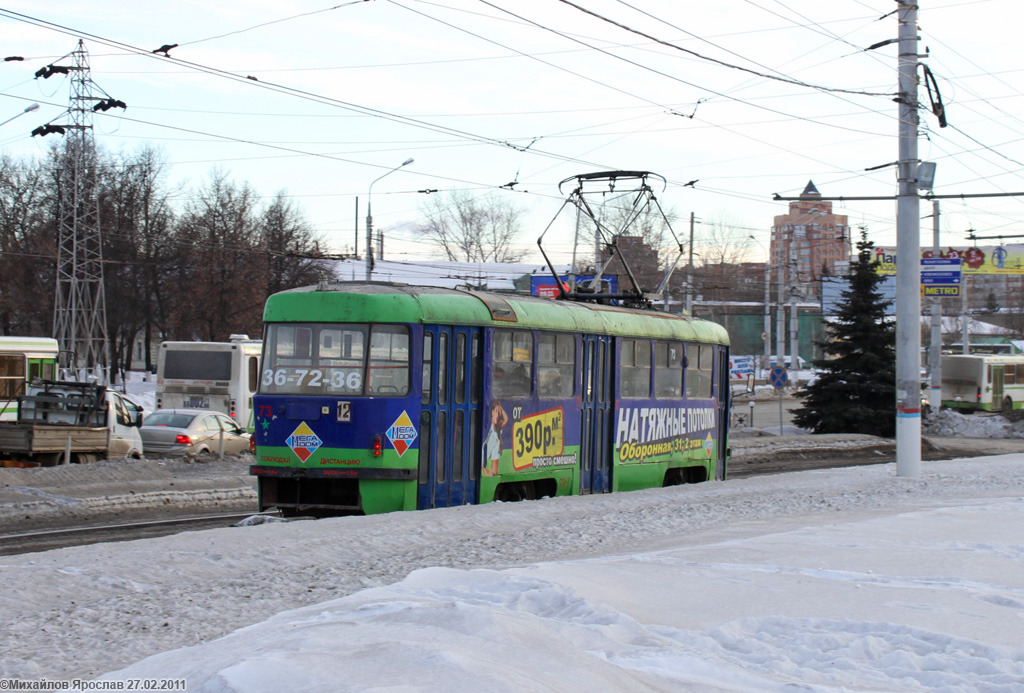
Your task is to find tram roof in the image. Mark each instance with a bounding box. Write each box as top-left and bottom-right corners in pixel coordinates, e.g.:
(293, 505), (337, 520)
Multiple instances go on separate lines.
(264, 282), (729, 345)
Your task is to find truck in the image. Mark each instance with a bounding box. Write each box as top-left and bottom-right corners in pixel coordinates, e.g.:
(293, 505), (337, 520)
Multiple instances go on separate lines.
(0, 380), (145, 466)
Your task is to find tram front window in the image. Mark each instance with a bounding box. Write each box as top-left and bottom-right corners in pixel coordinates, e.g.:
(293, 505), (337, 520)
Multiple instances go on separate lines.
(261, 323), (409, 396)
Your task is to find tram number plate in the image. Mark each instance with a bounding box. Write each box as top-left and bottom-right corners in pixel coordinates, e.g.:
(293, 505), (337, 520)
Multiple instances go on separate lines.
(184, 396), (210, 409)
(337, 401), (351, 422)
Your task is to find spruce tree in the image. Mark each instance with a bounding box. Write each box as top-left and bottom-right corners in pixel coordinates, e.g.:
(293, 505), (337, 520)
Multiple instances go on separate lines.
(792, 230), (896, 436)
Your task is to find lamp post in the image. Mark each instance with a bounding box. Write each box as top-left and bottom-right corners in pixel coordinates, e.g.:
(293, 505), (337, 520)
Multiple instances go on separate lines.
(366, 157), (414, 280)
(749, 235), (771, 379)
(0, 102), (39, 128)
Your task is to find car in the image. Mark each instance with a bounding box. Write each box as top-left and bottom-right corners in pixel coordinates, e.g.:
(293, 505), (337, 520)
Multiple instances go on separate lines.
(140, 408), (251, 459)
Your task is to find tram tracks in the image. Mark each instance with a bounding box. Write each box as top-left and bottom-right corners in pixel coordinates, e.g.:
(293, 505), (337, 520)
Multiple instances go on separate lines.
(1, 436), (1011, 555)
(0, 510), (278, 556)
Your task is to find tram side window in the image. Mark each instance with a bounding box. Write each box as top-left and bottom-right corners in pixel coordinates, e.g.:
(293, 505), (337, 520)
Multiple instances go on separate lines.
(421, 333), (433, 405)
(654, 341), (684, 398)
(685, 343), (714, 399)
(0, 354), (25, 399)
(368, 326), (410, 395)
(492, 329), (532, 398)
(537, 333), (574, 398)
(620, 339), (651, 398)
(1005, 365), (1017, 386)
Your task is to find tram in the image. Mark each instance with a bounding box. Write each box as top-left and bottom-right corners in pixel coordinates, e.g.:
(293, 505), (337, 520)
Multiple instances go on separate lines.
(0, 336), (59, 421)
(250, 282), (731, 516)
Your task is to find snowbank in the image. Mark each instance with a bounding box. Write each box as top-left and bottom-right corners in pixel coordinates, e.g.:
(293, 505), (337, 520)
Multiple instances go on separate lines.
(1, 455), (1023, 691)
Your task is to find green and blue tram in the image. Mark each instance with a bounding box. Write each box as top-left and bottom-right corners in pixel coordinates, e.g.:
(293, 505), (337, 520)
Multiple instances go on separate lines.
(250, 282), (731, 516)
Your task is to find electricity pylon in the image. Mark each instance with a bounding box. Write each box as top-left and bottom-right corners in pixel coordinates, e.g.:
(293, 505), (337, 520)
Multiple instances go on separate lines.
(51, 40), (109, 382)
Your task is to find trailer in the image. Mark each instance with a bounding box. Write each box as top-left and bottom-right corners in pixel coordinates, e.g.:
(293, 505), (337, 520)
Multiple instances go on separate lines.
(0, 380), (144, 466)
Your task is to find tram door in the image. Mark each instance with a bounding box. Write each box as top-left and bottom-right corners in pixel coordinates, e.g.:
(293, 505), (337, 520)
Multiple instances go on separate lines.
(417, 326), (483, 509)
(715, 346), (730, 481)
(579, 335), (613, 494)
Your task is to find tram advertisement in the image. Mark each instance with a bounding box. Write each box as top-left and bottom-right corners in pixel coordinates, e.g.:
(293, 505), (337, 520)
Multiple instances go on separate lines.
(511, 406), (565, 470)
(614, 404), (717, 463)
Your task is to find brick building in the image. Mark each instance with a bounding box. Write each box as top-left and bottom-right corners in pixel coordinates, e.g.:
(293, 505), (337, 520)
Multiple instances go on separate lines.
(771, 181), (852, 300)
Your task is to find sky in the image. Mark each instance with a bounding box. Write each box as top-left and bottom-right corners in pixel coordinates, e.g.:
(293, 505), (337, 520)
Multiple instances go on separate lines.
(2, 1), (1024, 271)
(0, 444), (1022, 689)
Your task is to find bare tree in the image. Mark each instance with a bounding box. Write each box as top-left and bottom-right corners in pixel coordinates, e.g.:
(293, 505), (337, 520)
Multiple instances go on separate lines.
(0, 154), (54, 336)
(416, 190), (528, 263)
(259, 192), (327, 297)
(172, 171), (263, 341)
(691, 216), (754, 302)
(594, 191), (680, 261)
(98, 145), (178, 373)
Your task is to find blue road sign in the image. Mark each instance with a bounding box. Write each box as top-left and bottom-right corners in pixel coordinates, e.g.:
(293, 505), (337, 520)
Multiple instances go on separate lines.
(769, 366), (788, 388)
(921, 257), (961, 289)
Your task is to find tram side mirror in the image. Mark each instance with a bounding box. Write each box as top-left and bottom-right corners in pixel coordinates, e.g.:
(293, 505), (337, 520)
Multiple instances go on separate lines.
(745, 373), (755, 393)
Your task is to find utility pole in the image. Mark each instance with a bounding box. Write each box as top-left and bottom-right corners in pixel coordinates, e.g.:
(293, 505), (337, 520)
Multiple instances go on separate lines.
(51, 41), (111, 383)
(895, 1), (921, 478)
(929, 201), (942, 411)
(685, 212), (695, 313)
(776, 245), (785, 369)
(789, 283), (799, 386)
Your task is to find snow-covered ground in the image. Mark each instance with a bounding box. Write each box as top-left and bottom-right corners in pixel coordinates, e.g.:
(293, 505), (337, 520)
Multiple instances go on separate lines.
(2, 453), (1023, 691)
(1, 374), (1020, 690)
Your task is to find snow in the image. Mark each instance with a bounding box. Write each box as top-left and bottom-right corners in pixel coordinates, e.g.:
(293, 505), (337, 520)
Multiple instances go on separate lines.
(1, 374), (1022, 690)
(0, 453), (1022, 691)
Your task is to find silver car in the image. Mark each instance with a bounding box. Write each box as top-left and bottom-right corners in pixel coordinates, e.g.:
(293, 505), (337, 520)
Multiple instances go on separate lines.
(140, 409), (251, 459)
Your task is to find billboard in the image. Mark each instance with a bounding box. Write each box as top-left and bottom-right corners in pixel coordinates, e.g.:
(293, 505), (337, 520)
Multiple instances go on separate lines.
(873, 245), (1024, 275)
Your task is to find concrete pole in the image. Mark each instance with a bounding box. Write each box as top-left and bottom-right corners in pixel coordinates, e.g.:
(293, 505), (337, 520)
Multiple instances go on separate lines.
(685, 212), (695, 314)
(961, 279), (969, 353)
(929, 200), (943, 411)
(776, 243), (786, 369)
(789, 287), (799, 387)
(365, 158), (414, 282)
(365, 202), (374, 281)
(763, 256), (771, 378)
(895, 1), (921, 478)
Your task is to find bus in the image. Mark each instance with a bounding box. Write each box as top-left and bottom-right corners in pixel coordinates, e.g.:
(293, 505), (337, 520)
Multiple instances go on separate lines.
(156, 336), (262, 430)
(941, 354), (1024, 412)
(250, 282), (731, 516)
(0, 337), (59, 421)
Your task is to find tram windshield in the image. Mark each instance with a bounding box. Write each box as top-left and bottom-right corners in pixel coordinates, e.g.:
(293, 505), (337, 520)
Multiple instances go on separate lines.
(261, 323), (410, 396)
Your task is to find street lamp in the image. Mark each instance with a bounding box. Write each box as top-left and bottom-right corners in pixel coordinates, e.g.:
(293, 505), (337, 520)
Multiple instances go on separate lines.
(749, 235), (771, 378)
(366, 157), (414, 280)
(0, 102), (39, 128)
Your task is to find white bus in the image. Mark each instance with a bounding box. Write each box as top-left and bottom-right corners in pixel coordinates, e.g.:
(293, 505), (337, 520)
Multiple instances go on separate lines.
(0, 336), (59, 420)
(941, 354), (1024, 413)
(156, 336), (262, 430)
